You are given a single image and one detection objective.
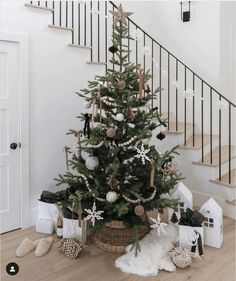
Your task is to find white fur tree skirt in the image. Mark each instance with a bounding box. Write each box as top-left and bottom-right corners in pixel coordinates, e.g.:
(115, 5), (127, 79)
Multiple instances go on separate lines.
(115, 224), (178, 277)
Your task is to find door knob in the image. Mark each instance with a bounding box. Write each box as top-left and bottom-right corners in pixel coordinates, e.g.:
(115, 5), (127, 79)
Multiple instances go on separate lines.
(10, 143), (18, 150)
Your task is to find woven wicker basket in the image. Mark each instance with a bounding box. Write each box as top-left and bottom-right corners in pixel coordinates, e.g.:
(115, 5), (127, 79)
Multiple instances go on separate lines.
(91, 220), (149, 254)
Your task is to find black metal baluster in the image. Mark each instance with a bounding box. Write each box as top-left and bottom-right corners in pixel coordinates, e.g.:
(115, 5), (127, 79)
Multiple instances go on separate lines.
(192, 74), (195, 147)
(78, 3), (80, 45)
(59, 1), (62, 26)
(143, 33), (146, 75)
(30, 1), (32, 4)
(98, 1), (100, 62)
(90, 1), (93, 61)
(219, 96), (222, 181)
(84, 3), (87, 46)
(128, 20), (130, 61)
(229, 103), (231, 184)
(151, 40), (154, 109)
(201, 81), (204, 162)
(71, 1), (74, 44)
(184, 66), (187, 146)
(136, 26), (138, 67)
(66, 1), (68, 28)
(210, 88), (213, 164)
(176, 59), (178, 131)
(105, 1), (108, 72)
(38, 1), (40, 6)
(52, 1), (55, 25)
(112, 5), (114, 70)
(167, 53), (170, 130)
(159, 47), (162, 114)
(45, 1), (47, 8)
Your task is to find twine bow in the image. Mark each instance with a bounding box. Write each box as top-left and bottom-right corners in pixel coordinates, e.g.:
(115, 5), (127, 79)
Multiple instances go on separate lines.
(64, 146), (70, 170)
(150, 160), (155, 187)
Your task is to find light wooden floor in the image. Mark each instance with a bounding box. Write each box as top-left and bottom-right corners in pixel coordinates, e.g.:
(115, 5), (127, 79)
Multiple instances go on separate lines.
(1, 217), (235, 281)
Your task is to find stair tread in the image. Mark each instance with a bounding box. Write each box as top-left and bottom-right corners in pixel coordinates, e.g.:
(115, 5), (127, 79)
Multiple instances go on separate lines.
(68, 44), (92, 50)
(164, 122), (193, 134)
(48, 24), (74, 31)
(225, 199), (236, 206)
(193, 145), (236, 167)
(25, 3), (54, 12)
(181, 134), (218, 149)
(210, 168), (236, 188)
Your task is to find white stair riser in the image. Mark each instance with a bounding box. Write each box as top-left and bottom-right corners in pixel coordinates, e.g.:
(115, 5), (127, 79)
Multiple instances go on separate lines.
(177, 137), (219, 161)
(179, 164), (236, 201)
(192, 191), (236, 220)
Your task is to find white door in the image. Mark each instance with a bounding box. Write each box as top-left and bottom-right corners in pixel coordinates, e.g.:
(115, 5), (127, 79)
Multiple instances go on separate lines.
(0, 41), (20, 233)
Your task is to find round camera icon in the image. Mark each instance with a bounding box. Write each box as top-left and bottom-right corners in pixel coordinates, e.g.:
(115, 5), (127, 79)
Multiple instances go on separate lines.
(6, 262), (19, 276)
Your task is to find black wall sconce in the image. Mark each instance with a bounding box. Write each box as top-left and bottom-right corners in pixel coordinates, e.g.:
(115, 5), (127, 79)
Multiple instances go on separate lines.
(180, 1), (191, 22)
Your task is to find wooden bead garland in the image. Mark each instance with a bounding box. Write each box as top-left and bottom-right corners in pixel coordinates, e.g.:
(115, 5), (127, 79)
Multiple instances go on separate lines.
(118, 136), (137, 147)
(86, 141), (104, 148)
(100, 96), (118, 107)
(122, 185), (156, 204)
(79, 173), (106, 202)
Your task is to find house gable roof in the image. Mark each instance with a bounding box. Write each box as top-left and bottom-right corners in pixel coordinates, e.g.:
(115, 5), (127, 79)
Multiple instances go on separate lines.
(170, 182), (192, 202)
(200, 198), (222, 218)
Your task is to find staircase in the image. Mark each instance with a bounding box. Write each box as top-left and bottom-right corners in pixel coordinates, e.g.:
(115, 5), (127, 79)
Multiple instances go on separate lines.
(25, 1), (236, 218)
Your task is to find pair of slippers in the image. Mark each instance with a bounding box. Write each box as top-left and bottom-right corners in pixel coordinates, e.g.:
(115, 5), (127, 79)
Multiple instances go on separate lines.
(16, 237), (53, 257)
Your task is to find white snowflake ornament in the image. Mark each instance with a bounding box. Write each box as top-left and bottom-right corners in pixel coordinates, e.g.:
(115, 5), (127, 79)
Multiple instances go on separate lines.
(150, 214), (167, 236)
(142, 46), (152, 56)
(135, 144), (151, 164)
(216, 99), (228, 110)
(84, 201), (104, 227)
(183, 88), (195, 100)
(131, 29), (142, 42)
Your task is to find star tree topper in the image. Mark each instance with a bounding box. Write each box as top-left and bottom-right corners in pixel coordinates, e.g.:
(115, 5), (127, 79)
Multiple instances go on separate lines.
(84, 201), (104, 227)
(150, 214), (167, 236)
(110, 4), (133, 26)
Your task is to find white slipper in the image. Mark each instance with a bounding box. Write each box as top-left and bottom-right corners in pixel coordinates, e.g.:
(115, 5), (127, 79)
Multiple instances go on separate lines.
(16, 237), (37, 257)
(35, 237), (54, 257)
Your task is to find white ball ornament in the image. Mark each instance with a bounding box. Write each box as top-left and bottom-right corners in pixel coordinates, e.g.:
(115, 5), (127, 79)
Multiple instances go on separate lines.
(84, 102), (91, 109)
(116, 113), (124, 122)
(81, 150), (90, 161)
(85, 156), (99, 170)
(106, 191), (118, 203)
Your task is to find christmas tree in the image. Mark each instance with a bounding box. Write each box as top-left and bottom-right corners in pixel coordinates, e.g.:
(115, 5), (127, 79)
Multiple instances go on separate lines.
(56, 5), (181, 252)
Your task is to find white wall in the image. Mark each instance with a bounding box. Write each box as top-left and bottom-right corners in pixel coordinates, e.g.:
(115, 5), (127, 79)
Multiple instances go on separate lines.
(122, 1), (221, 91)
(0, 0), (105, 215)
(219, 1), (236, 103)
(122, 0), (236, 103)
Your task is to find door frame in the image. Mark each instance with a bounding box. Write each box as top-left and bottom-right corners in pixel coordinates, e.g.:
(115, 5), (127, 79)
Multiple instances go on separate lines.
(0, 32), (30, 229)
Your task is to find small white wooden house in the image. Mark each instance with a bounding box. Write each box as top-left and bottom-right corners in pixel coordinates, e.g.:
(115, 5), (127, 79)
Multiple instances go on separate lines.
(168, 182), (193, 222)
(200, 198), (223, 248)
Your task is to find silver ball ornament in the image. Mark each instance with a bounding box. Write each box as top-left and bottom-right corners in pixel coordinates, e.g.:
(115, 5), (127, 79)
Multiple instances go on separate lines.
(116, 113), (124, 122)
(106, 191), (118, 203)
(84, 102), (91, 109)
(85, 156), (99, 170)
(81, 150), (90, 161)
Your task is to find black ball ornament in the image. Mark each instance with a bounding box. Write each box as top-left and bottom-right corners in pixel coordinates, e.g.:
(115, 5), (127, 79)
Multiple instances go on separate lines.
(156, 132), (166, 141)
(109, 45), (118, 54)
